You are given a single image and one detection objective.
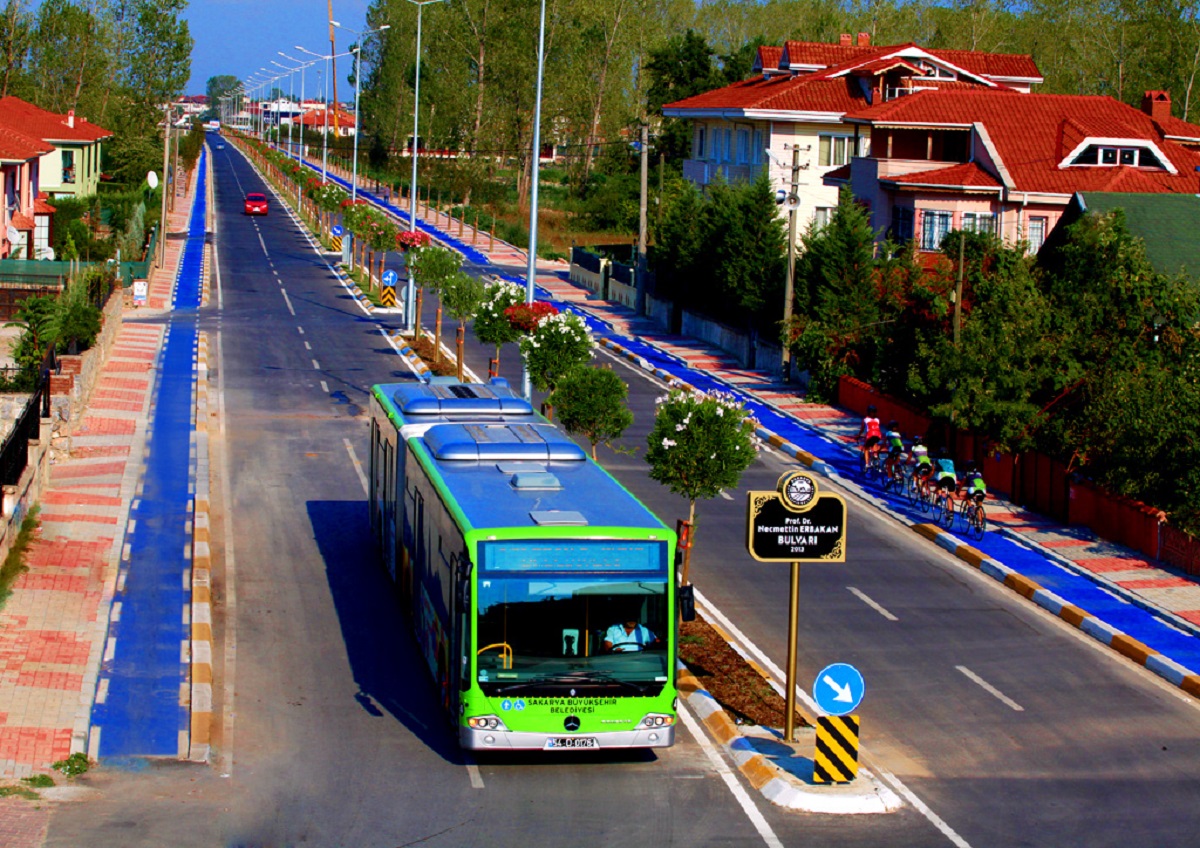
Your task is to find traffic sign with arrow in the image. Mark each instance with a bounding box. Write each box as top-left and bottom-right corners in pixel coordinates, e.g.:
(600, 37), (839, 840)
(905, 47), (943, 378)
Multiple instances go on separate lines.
(813, 662), (865, 716)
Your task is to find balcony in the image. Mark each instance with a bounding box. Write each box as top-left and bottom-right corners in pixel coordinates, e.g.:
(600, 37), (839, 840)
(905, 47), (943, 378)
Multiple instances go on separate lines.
(682, 159), (764, 186)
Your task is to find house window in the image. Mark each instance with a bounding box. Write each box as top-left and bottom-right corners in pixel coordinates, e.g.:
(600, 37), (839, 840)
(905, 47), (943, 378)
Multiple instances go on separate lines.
(920, 210), (952, 250)
(1071, 144), (1166, 169)
(891, 206), (914, 242)
(62, 150), (76, 184)
(724, 129), (732, 162)
(752, 130), (763, 163)
(1027, 216), (1048, 253)
(812, 206), (837, 231)
(737, 129), (750, 164)
(962, 212), (996, 235)
(818, 134), (856, 167)
(696, 127), (706, 159)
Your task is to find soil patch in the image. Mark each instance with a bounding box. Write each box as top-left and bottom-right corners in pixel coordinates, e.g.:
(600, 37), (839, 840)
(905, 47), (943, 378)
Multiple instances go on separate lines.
(678, 617), (808, 730)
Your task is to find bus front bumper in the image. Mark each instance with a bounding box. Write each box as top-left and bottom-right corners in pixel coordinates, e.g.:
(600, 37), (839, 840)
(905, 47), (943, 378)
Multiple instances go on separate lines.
(460, 725), (676, 751)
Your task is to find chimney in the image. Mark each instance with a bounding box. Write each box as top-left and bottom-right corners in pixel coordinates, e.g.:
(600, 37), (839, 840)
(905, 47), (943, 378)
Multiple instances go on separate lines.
(67, 109), (74, 128)
(840, 33), (852, 46)
(857, 32), (870, 47)
(1141, 90), (1171, 122)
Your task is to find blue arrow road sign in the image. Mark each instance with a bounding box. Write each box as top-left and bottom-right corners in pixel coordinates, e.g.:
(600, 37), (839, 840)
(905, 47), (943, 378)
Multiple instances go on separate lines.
(382, 269), (399, 287)
(332, 224), (344, 237)
(813, 663), (865, 716)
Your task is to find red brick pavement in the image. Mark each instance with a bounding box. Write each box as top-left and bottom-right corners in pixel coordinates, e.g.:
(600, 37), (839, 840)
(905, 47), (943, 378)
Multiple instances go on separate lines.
(49, 461), (126, 480)
(76, 418), (137, 436)
(0, 797), (50, 845)
(41, 491), (122, 507)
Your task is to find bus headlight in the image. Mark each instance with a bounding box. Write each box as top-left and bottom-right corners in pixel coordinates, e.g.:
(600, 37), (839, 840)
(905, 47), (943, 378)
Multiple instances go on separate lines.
(637, 713), (675, 729)
(467, 715), (509, 731)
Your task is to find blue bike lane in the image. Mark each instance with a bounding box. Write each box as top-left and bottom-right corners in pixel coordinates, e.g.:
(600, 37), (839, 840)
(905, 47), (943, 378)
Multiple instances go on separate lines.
(305, 152), (1200, 696)
(89, 150), (205, 758)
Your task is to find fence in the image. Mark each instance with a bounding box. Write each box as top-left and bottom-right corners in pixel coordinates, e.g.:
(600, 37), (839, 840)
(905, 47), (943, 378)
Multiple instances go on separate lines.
(0, 349), (53, 487)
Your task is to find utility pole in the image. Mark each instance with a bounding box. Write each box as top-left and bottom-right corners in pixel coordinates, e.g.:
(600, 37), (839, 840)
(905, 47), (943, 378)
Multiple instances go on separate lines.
(636, 123), (648, 316)
(328, 0), (340, 135)
(157, 103), (170, 268)
(781, 145), (802, 381)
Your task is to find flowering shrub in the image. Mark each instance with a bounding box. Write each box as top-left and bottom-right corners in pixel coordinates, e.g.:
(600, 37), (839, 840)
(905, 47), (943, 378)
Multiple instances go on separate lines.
(473, 281), (526, 367)
(504, 300), (558, 333)
(518, 309), (593, 393)
(396, 230), (432, 252)
(644, 388), (758, 574)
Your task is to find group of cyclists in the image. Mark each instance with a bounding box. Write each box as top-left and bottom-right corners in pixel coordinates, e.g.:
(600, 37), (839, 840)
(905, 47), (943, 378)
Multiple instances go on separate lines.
(856, 405), (988, 531)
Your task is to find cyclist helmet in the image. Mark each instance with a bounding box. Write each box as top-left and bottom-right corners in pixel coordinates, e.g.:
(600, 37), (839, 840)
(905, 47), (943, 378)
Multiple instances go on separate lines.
(937, 446), (950, 458)
(887, 420), (899, 430)
(867, 404), (877, 415)
(913, 434), (924, 443)
(963, 460), (978, 472)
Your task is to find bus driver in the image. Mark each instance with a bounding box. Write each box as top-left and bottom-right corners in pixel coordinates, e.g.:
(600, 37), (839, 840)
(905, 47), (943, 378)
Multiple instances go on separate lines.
(603, 619), (660, 653)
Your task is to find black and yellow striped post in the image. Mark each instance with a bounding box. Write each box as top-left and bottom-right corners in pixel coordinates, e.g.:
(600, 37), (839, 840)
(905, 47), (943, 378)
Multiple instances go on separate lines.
(813, 714), (860, 783)
(331, 235), (343, 254)
(381, 285), (397, 307)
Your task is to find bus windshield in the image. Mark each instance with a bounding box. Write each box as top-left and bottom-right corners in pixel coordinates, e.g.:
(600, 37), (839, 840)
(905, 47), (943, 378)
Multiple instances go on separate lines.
(475, 574), (669, 697)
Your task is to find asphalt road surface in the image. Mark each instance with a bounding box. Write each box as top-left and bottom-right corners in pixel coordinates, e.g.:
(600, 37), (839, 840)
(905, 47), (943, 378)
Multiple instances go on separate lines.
(44, 143), (1200, 848)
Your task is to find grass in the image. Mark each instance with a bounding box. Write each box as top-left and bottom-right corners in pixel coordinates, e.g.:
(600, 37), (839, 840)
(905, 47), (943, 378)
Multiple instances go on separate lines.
(0, 507), (40, 611)
(0, 785), (39, 800)
(52, 753), (89, 777)
(21, 774), (53, 788)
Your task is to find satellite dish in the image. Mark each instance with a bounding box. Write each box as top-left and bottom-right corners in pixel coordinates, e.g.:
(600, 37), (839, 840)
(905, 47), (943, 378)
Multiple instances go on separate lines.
(774, 189), (788, 205)
(5, 225), (17, 244)
(147, 171), (159, 189)
(783, 194), (801, 212)
(42, 246), (55, 261)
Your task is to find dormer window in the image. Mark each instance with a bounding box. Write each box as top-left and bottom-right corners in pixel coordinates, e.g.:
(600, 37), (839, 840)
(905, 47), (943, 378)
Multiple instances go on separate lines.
(1070, 144), (1166, 169)
(914, 59), (955, 80)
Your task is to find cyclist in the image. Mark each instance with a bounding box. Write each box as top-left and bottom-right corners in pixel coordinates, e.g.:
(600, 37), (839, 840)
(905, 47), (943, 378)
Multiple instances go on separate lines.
(883, 420), (906, 480)
(910, 434), (933, 492)
(933, 448), (958, 509)
(960, 461), (988, 505)
(857, 405), (883, 469)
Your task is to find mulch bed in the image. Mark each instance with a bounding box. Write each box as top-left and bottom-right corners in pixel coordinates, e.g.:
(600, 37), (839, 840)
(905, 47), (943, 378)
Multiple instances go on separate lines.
(678, 618), (807, 730)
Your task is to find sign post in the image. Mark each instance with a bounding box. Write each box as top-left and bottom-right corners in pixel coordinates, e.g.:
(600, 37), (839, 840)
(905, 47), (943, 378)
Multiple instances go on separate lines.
(747, 471), (847, 741)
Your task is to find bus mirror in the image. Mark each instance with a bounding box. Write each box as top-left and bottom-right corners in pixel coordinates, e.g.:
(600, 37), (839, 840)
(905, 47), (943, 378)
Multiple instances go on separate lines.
(457, 580), (470, 609)
(678, 584), (696, 622)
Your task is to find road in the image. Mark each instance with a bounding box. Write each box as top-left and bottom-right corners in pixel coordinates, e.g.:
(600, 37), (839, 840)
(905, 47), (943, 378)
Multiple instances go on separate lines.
(44, 142), (1200, 848)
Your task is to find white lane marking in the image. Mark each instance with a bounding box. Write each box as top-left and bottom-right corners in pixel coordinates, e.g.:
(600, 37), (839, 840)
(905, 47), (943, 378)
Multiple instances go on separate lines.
(466, 763), (485, 789)
(281, 289), (296, 316)
(297, 326), (305, 335)
(257, 231), (268, 255)
(111, 601), (122, 622)
(312, 359), (321, 370)
(304, 341), (311, 350)
(848, 586), (899, 621)
(320, 380), (329, 393)
(695, 587), (973, 848)
(677, 703), (784, 848)
(344, 438), (368, 494)
(956, 666), (1024, 712)
(719, 489), (734, 501)
(104, 636), (117, 663)
(95, 678), (109, 705)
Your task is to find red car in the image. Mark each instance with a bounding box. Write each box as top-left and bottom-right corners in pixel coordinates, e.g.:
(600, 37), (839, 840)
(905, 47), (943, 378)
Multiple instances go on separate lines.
(243, 192), (269, 215)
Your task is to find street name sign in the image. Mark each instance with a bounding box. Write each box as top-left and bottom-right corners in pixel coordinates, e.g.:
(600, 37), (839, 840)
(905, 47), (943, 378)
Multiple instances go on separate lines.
(746, 471), (846, 562)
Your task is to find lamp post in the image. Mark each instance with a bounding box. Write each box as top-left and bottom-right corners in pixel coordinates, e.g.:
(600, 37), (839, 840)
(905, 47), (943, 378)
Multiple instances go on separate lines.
(331, 20), (391, 203)
(402, 0), (445, 333)
(296, 45), (356, 183)
(271, 59), (301, 159)
(522, 0), (548, 402)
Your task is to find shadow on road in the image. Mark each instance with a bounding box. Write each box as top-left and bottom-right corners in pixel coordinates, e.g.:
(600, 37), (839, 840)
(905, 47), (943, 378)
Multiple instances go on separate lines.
(307, 499), (465, 766)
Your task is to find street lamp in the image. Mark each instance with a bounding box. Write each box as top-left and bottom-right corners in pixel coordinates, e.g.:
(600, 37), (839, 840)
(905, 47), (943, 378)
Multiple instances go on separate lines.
(270, 59), (302, 159)
(404, 0), (445, 333)
(522, 0), (548, 402)
(331, 20), (391, 203)
(296, 45), (357, 183)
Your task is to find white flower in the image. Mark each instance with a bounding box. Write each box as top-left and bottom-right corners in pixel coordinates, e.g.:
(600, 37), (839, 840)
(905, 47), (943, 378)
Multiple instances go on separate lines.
(662, 438), (676, 449)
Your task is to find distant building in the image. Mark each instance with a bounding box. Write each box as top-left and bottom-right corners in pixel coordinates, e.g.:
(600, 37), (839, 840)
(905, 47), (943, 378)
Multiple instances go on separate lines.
(0, 96), (113, 201)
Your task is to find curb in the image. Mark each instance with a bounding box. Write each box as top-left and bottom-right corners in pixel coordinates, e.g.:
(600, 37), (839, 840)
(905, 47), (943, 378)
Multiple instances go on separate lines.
(676, 663), (901, 814)
(910, 522), (1200, 697)
(189, 331), (213, 762)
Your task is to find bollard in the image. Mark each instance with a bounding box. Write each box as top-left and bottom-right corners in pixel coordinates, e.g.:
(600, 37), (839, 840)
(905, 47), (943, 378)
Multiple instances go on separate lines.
(456, 326), (465, 382)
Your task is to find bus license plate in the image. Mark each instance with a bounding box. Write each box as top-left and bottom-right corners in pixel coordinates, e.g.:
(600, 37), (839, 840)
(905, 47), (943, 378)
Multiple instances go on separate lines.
(545, 737), (598, 750)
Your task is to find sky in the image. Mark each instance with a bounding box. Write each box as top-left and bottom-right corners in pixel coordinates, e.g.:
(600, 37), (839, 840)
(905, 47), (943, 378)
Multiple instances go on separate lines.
(183, 0), (371, 96)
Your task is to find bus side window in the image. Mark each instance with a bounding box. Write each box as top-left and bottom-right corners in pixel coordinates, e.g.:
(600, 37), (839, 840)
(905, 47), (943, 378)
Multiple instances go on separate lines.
(414, 489), (426, 574)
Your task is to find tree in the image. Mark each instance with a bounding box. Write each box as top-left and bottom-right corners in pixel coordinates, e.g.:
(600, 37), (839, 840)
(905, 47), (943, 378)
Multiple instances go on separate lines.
(644, 29), (724, 163)
(0, 0), (32, 98)
(518, 309), (594, 398)
(439, 271), (486, 380)
(644, 387), (757, 583)
(472, 279), (526, 372)
(205, 74), (241, 121)
(408, 245), (465, 359)
(549, 365), (634, 459)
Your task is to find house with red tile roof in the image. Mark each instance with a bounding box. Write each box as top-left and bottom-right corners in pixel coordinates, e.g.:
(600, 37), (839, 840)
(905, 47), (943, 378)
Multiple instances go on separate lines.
(0, 97), (113, 201)
(825, 89), (1200, 254)
(663, 36), (1042, 233)
(0, 121), (54, 259)
(297, 107), (356, 137)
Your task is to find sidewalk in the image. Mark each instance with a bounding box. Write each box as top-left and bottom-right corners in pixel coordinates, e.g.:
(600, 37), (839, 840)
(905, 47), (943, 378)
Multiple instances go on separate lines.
(0, 161), (200, 784)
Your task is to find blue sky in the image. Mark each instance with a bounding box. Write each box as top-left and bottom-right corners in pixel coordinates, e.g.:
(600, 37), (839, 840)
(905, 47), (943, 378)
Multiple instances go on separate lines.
(184, 0), (370, 95)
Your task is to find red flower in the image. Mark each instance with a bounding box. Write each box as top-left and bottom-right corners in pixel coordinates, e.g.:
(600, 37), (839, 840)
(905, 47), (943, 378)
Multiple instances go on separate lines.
(396, 230), (432, 251)
(504, 301), (557, 332)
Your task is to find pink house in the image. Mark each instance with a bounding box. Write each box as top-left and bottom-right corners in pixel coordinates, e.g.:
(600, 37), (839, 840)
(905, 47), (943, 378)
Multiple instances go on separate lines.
(827, 89), (1200, 253)
(0, 125), (53, 259)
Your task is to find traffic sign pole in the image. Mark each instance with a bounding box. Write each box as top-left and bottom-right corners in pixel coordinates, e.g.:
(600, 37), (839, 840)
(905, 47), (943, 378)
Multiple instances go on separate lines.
(785, 560), (800, 742)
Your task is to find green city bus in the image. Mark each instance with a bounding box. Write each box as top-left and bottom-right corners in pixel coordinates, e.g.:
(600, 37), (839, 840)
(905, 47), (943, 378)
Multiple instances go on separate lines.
(369, 379), (682, 750)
